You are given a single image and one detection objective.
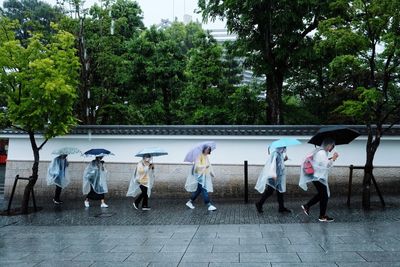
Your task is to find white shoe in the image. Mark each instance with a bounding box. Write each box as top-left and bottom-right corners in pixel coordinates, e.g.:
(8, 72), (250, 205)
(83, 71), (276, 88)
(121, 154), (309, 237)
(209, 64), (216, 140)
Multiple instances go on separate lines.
(208, 204), (217, 211)
(100, 203), (108, 208)
(186, 200), (195, 209)
(84, 200), (90, 208)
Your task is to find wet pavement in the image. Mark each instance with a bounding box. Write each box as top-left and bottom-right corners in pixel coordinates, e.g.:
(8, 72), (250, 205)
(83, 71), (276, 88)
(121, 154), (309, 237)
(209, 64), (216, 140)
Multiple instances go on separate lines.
(1, 195), (400, 266)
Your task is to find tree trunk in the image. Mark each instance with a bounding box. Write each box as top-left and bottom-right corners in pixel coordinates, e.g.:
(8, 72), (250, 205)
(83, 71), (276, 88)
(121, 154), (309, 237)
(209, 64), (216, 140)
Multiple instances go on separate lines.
(266, 72), (284, 125)
(21, 132), (39, 214)
(161, 86), (171, 125)
(362, 125), (381, 209)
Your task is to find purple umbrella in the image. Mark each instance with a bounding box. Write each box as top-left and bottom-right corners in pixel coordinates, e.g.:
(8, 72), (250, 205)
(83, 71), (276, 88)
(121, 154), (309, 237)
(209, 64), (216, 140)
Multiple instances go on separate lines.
(184, 141), (216, 163)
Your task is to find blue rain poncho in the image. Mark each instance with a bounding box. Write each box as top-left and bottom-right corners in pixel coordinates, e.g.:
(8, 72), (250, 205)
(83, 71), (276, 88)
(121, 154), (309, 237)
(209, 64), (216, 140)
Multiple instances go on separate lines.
(82, 159), (109, 194)
(126, 160), (155, 198)
(185, 154), (214, 192)
(255, 147), (286, 193)
(46, 155), (70, 188)
(299, 148), (334, 197)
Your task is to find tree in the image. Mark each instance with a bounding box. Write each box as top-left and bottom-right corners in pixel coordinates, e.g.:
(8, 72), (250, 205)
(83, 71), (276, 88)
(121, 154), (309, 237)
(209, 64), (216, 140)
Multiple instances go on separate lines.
(60, 0), (144, 124)
(0, 17), (79, 213)
(198, 0), (346, 124)
(317, 0), (400, 208)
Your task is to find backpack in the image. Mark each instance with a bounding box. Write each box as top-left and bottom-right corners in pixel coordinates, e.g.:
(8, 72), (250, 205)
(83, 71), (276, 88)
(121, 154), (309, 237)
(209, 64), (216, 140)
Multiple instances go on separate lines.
(303, 155), (314, 175)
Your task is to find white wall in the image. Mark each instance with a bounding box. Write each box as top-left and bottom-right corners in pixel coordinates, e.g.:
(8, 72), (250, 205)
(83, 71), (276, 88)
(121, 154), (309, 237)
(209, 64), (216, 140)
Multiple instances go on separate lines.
(4, 134), (400, 167)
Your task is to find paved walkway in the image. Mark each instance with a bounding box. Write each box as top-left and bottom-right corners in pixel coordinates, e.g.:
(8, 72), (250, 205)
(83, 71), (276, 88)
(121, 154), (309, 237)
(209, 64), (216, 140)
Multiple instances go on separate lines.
(1, 196), (400, 266)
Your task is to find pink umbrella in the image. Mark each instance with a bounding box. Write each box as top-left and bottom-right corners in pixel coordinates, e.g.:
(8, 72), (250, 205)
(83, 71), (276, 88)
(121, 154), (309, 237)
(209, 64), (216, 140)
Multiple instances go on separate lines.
(184, 141), (216, 163)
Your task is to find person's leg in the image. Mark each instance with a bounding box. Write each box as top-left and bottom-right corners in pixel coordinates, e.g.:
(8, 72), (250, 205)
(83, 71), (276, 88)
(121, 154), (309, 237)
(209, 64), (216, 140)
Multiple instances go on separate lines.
(317, 182), (329, 217)
(277, 191), (291, 212)
(305, 181), (323, 208)
(135, 186), (145, 206)
(201, 186), (210, 205)
(255, 186), (274, 213)
(190, 183), (202, 202)
(258, 186), (274, 206)
(54, 186), (62, 202)
(141, 185), (149, 208)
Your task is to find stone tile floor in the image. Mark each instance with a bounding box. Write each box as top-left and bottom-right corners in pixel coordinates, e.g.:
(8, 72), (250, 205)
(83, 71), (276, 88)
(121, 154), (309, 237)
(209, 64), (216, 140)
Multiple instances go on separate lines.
(1, 195), (400, 266)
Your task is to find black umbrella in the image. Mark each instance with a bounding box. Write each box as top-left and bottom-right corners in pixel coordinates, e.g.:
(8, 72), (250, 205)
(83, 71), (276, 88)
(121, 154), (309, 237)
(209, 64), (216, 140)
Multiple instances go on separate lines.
(308, 126), (360, 146)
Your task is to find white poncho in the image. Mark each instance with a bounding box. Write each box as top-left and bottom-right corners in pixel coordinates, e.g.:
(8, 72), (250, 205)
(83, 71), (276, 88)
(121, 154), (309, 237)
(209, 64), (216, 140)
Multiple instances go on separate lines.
(255, 149), (286, 194)
(46, 156), (70, 188)
(82, 159), (109, 194)
(126, 160), (155, 198)
(185, 154), (214, 193)
(299, 149), (334, 197)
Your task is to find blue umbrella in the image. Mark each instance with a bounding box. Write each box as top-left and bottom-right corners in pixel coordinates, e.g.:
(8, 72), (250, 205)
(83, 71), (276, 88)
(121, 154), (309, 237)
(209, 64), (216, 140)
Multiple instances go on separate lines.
(83, 148), (114, 157)
(135, 147), (168, 157)
(270, 138), (301, 149)
(184, 141), (216, 163)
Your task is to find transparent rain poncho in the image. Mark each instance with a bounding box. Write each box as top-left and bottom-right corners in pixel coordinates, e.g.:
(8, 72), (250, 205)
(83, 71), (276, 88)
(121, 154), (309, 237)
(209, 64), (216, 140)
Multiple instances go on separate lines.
(299, 148), (334, 197)
(126, 160), (155, 198)
(185, 154), (214, 193)
(46, 156), (70, 188)
(255, 147), (287, 193)
(82, 159), (109, 194)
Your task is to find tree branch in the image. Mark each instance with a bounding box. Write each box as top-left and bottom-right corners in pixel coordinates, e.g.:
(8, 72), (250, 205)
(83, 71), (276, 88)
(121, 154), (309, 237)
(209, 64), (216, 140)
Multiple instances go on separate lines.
(38, 138), (49, 150)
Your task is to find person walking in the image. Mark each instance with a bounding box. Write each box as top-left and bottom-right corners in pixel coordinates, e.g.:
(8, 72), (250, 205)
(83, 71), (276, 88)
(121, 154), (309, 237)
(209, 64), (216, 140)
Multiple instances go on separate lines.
(255, 146), (291, 213)
(185, 145), (217, 211)
(299, 138), (339, 222)
(82, 156), (109, 208)
(47, 154), (69, 204)
(127, 154), (155, 211)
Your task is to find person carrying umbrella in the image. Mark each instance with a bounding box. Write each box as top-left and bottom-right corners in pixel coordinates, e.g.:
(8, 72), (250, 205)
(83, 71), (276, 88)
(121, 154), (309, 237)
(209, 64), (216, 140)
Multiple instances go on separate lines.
(83, 154), (109, 208)
(184, 143), (217, 211)
(255, 143), (294, 214)
(127, 154), (155, 211)
(299, 138), (339, 222)
(46, 154), (69, 204)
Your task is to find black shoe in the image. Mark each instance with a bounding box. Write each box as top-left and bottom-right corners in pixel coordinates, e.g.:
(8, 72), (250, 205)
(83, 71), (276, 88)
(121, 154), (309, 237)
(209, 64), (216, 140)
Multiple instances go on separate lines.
(255, 202), (263, 213)
(142, 206), (151, 211)
(53, 199), (63, 204)
(278, 207), (292, 213)
(319, 215), (334, 222)
(133, 202), (139, 210)
(301, 205), (310, 216)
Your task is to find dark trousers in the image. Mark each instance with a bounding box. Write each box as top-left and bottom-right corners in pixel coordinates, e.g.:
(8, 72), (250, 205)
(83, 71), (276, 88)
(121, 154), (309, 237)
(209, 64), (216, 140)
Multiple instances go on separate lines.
(87, 186), (105, 200)
(135, 185), (149, 207)
(54, 186), (62, 201)
(191, 183), (210, 205)
(306, 181), (329, 217)
(257, 185), (284, 209)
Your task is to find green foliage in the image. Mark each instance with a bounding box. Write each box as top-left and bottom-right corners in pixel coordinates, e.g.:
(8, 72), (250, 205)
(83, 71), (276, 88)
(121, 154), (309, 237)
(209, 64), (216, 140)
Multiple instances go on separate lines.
(0, 16), (79, 138)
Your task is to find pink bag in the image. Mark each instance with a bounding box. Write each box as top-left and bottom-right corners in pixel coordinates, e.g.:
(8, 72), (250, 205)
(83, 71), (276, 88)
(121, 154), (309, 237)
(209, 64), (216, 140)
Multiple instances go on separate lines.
(303, 155), (314, 175)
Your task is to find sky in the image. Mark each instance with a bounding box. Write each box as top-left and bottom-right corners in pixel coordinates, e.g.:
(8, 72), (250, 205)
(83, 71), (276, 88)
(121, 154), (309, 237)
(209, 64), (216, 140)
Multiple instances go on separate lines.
(0, 0), (226, 29)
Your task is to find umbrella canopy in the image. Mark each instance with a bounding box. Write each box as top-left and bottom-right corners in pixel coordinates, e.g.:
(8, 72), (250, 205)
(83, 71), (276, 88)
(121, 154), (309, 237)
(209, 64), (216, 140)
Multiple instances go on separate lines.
(270, 138), (301, 149)
(135, 147), (168, 157)
(83, 148), (114, 157)
(308, 126), (360, 146)
(52, 147), (81, 155)
(184, 141), (216, 163)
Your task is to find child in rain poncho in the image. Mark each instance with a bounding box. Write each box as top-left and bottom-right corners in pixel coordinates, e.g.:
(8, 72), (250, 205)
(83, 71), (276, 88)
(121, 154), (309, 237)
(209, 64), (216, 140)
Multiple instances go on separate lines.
(127, 154), (155, 211)
(82, 156), (109, 208)
(254, 147), (291, 213)
(185, 145), (217, 211)
(299, 138), (339, 222)
(46, 154), (69, 204)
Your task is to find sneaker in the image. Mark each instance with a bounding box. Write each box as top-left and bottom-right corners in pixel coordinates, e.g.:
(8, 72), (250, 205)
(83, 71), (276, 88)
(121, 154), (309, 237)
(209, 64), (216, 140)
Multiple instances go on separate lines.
(278, 207), (292, 213)
(53, 199), (63, 205)
(186, 200), (195, 209)
(133, 202), (139, 210)
(319, 215), (334, 222)
(255, 202), (263, 213)
(100, 203), (109, 208)
(84, 200), (90, 208)
(207, 204), (217, 211)
(142, 206), (151, 211)
(301, 205), (310, 216)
